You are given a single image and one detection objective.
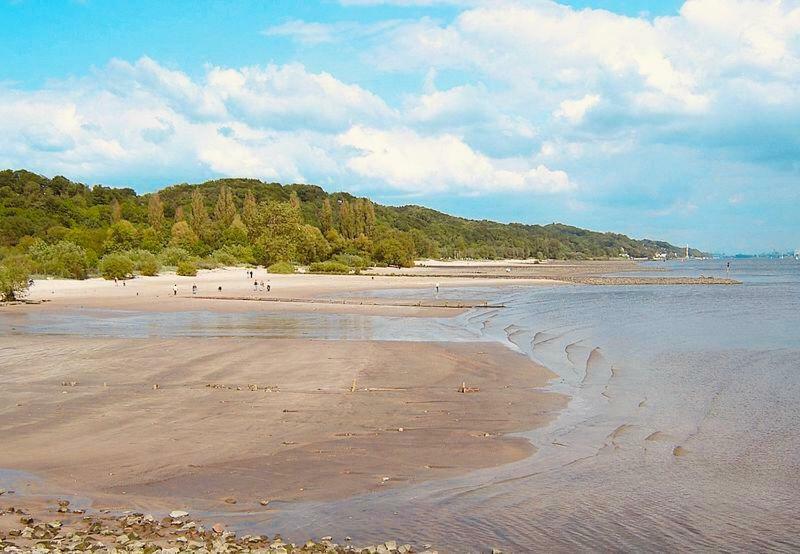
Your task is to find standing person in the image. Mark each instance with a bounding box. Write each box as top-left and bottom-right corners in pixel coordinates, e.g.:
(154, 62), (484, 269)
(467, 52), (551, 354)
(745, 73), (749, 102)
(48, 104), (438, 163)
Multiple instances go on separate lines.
(435, 282), (440, 295)
(192, 284), (197, 295)
(266, 283), (271, 292)
(173, 283), (178, 296)
(253, 279), (258, 291)
(726, 261), (731, 275)
(114, 277), (118, 286)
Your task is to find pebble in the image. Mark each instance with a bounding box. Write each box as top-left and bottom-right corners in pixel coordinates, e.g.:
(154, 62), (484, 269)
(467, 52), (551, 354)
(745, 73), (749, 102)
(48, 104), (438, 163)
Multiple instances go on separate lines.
(0, 502), (438, 553)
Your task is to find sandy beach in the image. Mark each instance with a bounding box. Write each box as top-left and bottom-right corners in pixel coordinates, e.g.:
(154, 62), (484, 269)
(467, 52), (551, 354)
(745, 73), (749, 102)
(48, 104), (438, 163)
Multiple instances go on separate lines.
(12, 266), (558, 317)
(0, 268), (568, 551)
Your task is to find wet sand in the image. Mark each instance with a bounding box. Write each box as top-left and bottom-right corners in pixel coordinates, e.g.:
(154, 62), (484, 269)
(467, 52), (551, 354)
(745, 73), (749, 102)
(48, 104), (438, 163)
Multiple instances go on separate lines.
(0, 335), (564, 530)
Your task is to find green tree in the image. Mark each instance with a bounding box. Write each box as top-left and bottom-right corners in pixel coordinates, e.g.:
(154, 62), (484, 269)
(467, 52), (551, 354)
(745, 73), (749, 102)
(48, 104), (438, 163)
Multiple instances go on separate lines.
(320, 198), (333, 234)
(169, 221), (200, 252)
(222, 215), (248, 246)
(242, 190), (258, 230)
(110, 198), (122, 223)
(0, 256), (31, 301)
(297, 224), (330, 264)
(339, 199), (354, 239)
(190, 189), (210, 236)
(213, 185), (237, 227)
(104, 220), (139, 252)
(372, 232), (415, 267)
(147, 193), (165, 230)
(253, 201), (304, 264)
(289, 190), (301, 211)
(140, 226), (164, 253)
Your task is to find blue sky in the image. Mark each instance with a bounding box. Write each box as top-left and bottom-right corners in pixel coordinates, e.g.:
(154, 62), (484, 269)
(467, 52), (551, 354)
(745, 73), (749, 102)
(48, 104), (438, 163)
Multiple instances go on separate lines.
(1, 0), (798, 253)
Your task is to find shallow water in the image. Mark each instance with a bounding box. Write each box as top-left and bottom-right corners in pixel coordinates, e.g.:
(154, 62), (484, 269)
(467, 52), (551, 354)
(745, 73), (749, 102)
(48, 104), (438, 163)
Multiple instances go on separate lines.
(3, 259), (799, 551)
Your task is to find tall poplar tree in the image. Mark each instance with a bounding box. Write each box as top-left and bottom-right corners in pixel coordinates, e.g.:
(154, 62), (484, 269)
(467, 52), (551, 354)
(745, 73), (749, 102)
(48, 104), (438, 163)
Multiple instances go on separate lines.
(147, 193), (165, 230)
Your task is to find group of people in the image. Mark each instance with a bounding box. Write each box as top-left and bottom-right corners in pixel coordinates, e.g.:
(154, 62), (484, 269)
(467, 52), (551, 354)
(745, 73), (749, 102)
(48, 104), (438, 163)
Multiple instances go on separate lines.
(168, 268), (273, 297)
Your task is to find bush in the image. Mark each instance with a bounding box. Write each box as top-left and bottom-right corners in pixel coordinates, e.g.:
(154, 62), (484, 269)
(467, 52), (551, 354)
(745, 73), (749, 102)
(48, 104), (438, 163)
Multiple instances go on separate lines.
(210, 245), (255, 266)
(308, 261), (350, 274)
(332, 253), (370, 269)
(267, 261), (295, 274)
(137, 253), (160, 276)
(158, 247), (191, 267)
(98, 253), (134, 280)
(0, 256), (31, 301)
(176, 260), (197, 276)
(28, 240), (90, 279)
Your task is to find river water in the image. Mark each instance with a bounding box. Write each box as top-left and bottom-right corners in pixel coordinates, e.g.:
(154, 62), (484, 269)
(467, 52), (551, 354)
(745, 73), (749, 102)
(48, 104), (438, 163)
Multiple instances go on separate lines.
(3, 259), (799, 551)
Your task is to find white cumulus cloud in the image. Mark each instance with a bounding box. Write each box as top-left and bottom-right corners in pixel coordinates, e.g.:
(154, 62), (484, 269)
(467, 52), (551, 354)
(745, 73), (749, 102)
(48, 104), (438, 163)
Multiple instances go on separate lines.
(338, 126), (572, 195)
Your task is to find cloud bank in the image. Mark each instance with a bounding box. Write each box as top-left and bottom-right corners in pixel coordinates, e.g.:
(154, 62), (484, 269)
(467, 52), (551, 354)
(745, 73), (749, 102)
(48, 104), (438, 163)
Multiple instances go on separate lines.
(1, 0), (798, 250)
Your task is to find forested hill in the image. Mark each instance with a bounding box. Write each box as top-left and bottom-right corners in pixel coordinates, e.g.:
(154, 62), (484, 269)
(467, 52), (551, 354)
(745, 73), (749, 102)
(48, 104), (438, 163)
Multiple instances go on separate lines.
(0, 169), (702, 278)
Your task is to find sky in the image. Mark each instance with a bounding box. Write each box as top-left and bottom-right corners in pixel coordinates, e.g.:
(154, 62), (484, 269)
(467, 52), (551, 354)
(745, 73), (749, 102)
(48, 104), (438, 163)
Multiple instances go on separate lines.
(1, 0), (798, 253)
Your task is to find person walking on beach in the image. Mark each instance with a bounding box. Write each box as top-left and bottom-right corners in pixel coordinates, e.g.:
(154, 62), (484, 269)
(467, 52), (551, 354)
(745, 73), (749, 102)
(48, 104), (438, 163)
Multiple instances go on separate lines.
(726, 261), (731, 275)
(173, 283), (177, 296)
(254, 279), (258, 291)
(192, 284), (197, 295)
(435, 282), (440, 296)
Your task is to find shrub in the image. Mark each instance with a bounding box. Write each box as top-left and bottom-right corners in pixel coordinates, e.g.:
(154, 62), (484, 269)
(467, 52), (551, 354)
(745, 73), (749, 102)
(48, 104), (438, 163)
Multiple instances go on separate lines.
(308, 261), (350, 274)
(158, 247), (191, 267)
(98, 253), (134, 280)
(137, 252), (160, 276)
(0, 256), (31, 301)
(28, 240), (90, 279)
(176, 260), (197, 276)
(332, 253), (369, 269)
(267, 261), (295, 274)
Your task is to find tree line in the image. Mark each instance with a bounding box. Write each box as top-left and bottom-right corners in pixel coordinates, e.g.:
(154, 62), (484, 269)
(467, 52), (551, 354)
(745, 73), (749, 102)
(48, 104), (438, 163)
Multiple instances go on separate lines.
(0, 169), (701, 297)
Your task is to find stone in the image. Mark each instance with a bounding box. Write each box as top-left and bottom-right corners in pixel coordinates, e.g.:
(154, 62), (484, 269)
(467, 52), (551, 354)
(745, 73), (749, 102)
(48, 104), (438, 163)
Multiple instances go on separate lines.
(224, 497), (237, 504)
(168, 510), (188, 518)
(212, 523), (225, 534)
(260, 499), (270, 506)
(385, 540), (397, 550)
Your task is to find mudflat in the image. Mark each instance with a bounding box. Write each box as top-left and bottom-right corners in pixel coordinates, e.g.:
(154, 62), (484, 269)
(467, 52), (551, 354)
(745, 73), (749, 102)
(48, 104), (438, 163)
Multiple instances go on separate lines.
(0, 335), (565, 514)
